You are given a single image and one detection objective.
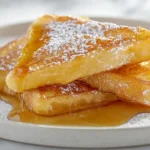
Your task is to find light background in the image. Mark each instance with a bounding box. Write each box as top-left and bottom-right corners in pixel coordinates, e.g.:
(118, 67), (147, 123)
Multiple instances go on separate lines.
(0, 0), (150, 26)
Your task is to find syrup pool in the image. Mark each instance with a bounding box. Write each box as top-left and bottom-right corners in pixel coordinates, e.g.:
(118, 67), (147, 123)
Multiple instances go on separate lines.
(1, 94), (150, 127)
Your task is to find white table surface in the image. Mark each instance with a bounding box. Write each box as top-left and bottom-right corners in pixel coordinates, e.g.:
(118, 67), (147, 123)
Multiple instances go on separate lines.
(1, 0), (150, 149)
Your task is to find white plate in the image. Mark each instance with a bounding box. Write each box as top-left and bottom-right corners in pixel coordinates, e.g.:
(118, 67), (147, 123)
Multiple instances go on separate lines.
(1, 17), (150, 149)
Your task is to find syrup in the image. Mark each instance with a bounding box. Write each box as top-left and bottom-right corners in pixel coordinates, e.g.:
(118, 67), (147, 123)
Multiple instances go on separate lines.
(1, 94), (150, 127)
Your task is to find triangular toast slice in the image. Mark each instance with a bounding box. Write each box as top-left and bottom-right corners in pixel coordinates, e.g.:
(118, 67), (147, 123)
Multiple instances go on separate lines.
(21, 81), (117, 116)
(83, 61), (150, 106)
(6, 15), (150, 92)
(0, 38), (117, 115)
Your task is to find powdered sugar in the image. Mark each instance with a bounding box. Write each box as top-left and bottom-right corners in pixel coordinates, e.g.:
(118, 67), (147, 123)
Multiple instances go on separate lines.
(37, 18), (139, 64)
(45, 20), (120, 52)
(60, 82), (83, 95)
(46, 20), (138, 52)
(0, 44), (23, 71)
(46, 20), (103, 53)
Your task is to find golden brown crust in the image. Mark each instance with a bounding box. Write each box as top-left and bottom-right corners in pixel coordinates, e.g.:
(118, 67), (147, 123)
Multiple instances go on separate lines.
(6, 15), (150, 92)
(21, 81), (117, 116)
(0, 37), (117, 116)
(83, 61), (150, 106)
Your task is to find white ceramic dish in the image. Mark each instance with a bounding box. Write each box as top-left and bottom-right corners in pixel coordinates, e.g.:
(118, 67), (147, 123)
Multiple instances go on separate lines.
(1, 17), (150, 149)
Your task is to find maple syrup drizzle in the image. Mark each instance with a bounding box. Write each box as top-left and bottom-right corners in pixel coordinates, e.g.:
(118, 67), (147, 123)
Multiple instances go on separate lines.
(1, 94), (150, 126)
(15, 16), (139, 75)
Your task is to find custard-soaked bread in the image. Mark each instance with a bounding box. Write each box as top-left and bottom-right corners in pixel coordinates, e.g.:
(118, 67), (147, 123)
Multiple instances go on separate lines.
(0, 37), (117, 116)
(0, 37), (26, 92)
(6, 15), (150, 92)
(83, 61), (150, 106)
(21, 81), (117, 116)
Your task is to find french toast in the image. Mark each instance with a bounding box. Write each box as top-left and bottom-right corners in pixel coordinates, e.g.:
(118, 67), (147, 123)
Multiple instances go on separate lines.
(83, 62), (150, 106)
(0, 37), (26, 93)
(21, 81), (117, 116)
(6, 15), (150, 92)
(0, 38), (117, 116)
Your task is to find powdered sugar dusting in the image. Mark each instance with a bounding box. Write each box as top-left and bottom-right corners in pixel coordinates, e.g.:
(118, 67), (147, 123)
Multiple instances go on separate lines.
(44, 19), (138, 53)
(39, 81), (94, 95)
(33, 18), (139, 67)
(0, 44), (23, 71)
(59, 81), (93, 95)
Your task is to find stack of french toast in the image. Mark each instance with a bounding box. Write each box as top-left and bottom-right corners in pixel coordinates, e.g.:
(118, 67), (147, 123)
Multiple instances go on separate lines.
(1, 15), (150, 116)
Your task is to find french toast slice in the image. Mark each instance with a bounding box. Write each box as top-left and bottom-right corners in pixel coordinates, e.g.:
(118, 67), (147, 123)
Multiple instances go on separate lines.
(0, 37), (26, 92)
(0, 38), (117, 115)
(21, 81), (117, 116)
(83, 61), (150, 106)
(6, 15), (150, 92)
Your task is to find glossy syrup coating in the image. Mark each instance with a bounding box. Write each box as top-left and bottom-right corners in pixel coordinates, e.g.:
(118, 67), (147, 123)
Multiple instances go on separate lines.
(6, 15), (150, 92)
(21, 81), (117, 116)
(15, 15), (140, 70)
(83, 61), (150, 106)
(0, 37), (117, 116)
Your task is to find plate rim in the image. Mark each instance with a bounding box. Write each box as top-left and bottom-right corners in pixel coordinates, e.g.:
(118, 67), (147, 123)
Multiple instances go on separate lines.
(0, 16), (150, 28)
(2, 17), (150, 148)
